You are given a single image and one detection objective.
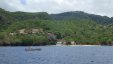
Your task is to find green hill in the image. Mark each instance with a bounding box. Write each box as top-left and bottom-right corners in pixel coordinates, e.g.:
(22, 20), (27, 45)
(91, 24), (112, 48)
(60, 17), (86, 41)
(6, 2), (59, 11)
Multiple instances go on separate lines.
(50, 11), (112, 24)
(0, 8), (113, 46)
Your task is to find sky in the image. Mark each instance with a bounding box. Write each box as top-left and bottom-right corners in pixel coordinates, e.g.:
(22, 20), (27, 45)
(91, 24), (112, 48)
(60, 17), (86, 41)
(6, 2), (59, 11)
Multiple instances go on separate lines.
(0, 0), (113, 17)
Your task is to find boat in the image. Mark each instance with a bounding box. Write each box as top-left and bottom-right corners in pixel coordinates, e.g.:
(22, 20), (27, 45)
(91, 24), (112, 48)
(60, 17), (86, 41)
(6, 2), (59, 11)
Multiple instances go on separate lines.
(25, 48), (42, 51)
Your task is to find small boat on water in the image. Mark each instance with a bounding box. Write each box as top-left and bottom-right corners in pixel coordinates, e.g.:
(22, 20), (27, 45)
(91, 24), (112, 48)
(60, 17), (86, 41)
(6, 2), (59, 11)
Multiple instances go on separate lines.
(25, 47), (42, 51)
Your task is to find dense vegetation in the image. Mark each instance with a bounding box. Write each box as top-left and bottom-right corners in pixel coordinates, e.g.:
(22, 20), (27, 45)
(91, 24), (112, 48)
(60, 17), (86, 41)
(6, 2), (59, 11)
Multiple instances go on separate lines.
(0, 8), (113, 46)
(51, 11), (113, 24)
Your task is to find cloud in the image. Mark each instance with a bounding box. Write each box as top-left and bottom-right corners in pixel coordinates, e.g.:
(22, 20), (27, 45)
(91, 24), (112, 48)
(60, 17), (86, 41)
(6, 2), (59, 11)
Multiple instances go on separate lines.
(0, 0), (26, 11)
(20, 0), (27, 5)
(0, 0), (113, 17)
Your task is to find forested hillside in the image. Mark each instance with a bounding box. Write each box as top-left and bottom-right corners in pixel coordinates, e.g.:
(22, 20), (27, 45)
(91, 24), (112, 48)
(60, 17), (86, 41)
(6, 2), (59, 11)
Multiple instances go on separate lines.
(51, 11), (113, 24)
(0, 8), (113, 46)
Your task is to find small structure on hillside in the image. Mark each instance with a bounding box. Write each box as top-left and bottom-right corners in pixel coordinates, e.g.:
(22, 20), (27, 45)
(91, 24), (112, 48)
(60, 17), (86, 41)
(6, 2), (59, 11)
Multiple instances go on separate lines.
(32, 29), (40, 34)
(31, 28), (43, 34)
(18, 29), (27, 34)
(17, 28), (44, 34)
(56, 39), (78, 45)
(56, 41), (62, 46)
(9, 32), (16, 36)
(71, 41), (76, 45)
(56, 39), (64, 45)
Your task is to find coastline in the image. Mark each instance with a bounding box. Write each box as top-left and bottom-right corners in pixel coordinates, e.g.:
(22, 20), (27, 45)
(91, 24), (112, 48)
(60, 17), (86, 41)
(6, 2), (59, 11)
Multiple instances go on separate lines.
(0, 44), (113, 47)
(54, 44), (112, 46)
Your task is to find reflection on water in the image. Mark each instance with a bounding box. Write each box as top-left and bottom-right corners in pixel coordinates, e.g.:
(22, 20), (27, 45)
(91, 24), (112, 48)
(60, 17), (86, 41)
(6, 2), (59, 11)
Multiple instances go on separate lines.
(0, 46), (113, 64)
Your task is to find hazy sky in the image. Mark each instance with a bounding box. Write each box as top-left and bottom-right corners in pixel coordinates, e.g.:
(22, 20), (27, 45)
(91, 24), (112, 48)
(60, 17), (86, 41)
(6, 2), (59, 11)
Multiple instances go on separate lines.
(0, 0), (113, 17)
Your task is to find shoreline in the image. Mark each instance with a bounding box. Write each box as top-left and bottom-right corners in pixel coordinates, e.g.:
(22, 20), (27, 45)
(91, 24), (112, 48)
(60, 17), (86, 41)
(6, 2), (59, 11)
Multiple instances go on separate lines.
(0, 44), (113, 47)
(51, 44), (113, 46)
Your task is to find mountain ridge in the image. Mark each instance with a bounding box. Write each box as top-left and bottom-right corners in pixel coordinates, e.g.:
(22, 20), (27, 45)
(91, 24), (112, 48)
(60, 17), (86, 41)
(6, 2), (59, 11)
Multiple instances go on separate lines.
(0, 8), (113, 25)
(50, 11), (113, 24)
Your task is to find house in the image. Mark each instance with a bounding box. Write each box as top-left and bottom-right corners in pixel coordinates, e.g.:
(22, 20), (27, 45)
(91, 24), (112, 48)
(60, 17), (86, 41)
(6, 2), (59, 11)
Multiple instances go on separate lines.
(32, 29), (40, 34)
(9, 32), (16, 35)
(31, 28), (43, 34)
(71, 41), (76, 45)
(18, 29), (27, 34)
(56, 41), (63, 46)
